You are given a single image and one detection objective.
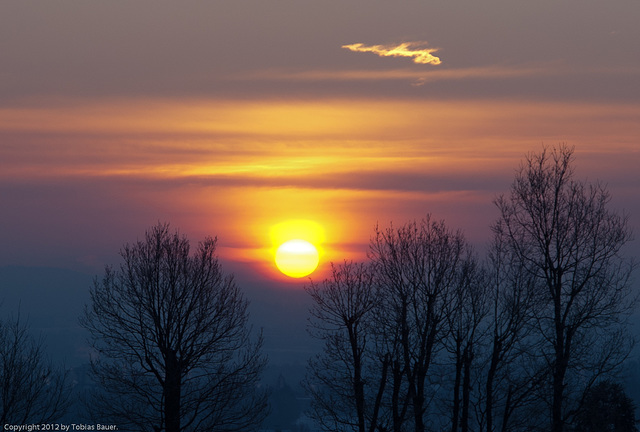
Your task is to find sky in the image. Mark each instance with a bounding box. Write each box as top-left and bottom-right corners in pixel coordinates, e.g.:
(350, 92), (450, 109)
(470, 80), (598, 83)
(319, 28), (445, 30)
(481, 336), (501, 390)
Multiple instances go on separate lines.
(1, 1), (640, 363)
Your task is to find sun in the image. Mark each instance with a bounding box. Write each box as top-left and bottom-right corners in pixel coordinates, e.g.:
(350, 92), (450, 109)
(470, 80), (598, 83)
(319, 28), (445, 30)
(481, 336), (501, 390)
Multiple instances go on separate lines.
(269, 220), (324, 278)
(274, 239), (320, 278)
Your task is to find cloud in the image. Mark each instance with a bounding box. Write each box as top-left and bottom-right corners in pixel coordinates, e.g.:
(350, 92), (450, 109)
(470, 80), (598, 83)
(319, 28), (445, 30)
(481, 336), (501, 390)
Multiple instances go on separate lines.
(239, 65), (553, 84)
(342, 42), (442, 65)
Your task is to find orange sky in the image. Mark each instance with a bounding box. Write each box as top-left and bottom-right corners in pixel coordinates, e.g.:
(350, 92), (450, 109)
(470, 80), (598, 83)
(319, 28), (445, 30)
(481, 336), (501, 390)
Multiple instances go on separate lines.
(1, 97), (638, 284)
(1, 0), (640, 286)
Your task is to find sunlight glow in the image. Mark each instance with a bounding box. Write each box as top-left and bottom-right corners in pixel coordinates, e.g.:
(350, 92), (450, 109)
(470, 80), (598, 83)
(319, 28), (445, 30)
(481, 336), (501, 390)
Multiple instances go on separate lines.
(3, 98), (639, 282)
(270, 220), (325, 248)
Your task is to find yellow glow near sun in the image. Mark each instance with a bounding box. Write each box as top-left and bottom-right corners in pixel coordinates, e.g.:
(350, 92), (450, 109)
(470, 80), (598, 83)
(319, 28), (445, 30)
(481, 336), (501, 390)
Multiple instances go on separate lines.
(270, 220), (325, 278)
(275, 239), (320, 278)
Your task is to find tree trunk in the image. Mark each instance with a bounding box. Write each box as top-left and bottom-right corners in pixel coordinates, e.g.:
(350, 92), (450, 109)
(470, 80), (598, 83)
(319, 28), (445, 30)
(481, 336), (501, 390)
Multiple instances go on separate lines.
(413, 390), (425, 432)
(552, 348), (567, 432)
(391, 360), (405, 432)
(165, 349), (181, 432)
(461, 344), (473, 432)
(349, 325), (366, 432)
(500, 386), (513, 432)
(552, 282), (565, 432)
(369, 354), (389, 432)
(451, 340), (462, 432)
(485, 336), (500, 432)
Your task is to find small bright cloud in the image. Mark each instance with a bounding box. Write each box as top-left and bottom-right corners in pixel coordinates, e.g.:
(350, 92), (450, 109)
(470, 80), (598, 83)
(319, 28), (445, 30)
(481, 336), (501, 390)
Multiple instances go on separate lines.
(342, 42), (442, 65)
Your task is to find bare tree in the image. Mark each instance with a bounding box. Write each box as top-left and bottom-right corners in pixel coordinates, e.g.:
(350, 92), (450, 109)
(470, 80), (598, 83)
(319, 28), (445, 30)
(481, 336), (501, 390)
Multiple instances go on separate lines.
(369, 215), (470, 432)
(478, 220), (546, 432)
(80, 223), (268, 432)
(0, 314), (70, 424)
(443, 254), (487, 432)
(304, 261), (387, 432)
(494, 145), (636, 432)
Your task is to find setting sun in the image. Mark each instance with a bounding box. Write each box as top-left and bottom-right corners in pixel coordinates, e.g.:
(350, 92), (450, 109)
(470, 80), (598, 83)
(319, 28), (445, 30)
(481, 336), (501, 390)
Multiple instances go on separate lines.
(275, 239), (320, 278)
(267, 219), (326, 278)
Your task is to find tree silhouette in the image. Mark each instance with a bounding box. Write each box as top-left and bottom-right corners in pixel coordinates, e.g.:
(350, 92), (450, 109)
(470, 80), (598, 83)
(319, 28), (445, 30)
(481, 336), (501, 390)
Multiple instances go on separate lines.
(494, 145), (636, 432)
(81, 223), (268, 432)
(0, 314), (70, 424)
(369, 215), (474, 432)
(304, 261), (385, 432)
(304, 147), (637, 432)
(572, 380), (638, 432)
(479, 221), (547, 432)
(443, 254), (487, 432)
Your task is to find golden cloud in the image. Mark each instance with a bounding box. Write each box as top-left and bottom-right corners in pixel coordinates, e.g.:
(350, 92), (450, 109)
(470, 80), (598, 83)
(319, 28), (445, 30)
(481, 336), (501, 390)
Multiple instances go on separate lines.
(342, 42), (442, 65)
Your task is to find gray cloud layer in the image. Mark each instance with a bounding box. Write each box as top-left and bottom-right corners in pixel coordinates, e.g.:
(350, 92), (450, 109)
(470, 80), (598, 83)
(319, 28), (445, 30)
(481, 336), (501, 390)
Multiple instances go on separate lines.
(2, 1), (640, 102)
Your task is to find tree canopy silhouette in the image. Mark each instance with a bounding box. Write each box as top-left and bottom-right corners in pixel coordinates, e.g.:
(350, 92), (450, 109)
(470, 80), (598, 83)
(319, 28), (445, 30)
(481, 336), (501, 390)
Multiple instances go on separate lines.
(494, 145), (636, 432)
(0, 314), (70, 424)
(81, 223), (268, 432)
(304, 146), (637, 432)
(573, 380), (638, 432)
